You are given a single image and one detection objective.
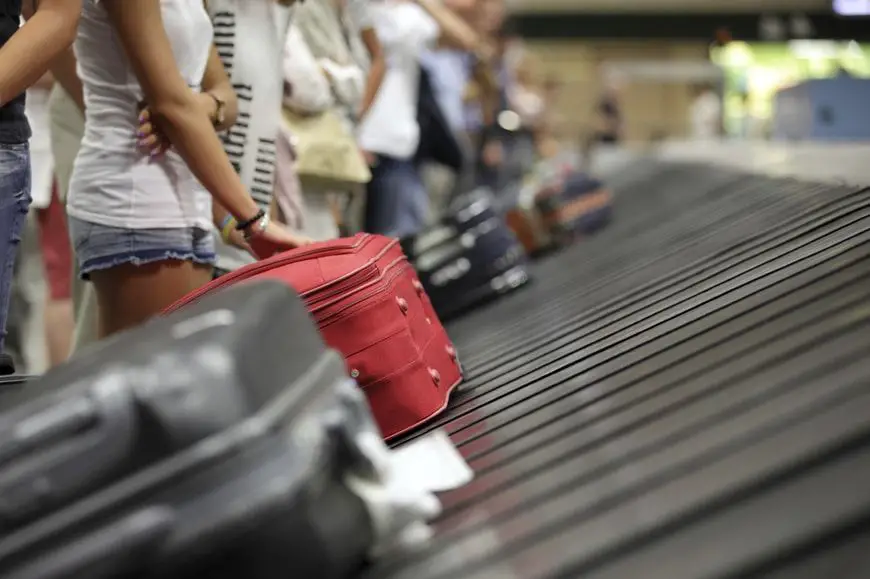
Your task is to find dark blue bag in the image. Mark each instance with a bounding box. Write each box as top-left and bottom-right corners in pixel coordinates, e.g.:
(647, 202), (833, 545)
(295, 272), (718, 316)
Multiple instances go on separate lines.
(534, 172), (613, 243)
(415, 66), (464, 171)
(402, 190), (529, 319)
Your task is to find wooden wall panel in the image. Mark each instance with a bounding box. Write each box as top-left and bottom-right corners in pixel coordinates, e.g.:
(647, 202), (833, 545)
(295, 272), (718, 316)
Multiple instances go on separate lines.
(524, 40), (712, 143)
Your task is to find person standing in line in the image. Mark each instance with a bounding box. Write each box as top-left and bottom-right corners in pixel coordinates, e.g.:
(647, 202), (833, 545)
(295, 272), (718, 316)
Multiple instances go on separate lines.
(38, 44), (90, 355)
(416, 0), (482, 220)
(27, 68), (75, 369)
(335, 0), (386, 235)
(52, 0), (310, 351)
(345, 0), (386, 125)
(689, 82), (723, 140)
(460, 0), (511, 193)
(65, 0), (310, 339)
(283, 0), (385, 240)
(593, 73), (624, 145)
(47, 80), (90, 354)
(358, 0), (486, 238)
(278, 14), (353, 241)
(0, 0), (83, 375)
(202, 0), (308, 277)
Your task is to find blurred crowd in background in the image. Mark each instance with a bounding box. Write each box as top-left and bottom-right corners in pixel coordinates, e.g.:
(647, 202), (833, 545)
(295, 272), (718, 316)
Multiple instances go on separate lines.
(8, 0), (870, 375)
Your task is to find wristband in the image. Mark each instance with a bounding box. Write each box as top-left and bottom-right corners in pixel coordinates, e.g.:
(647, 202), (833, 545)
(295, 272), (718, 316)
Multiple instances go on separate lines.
(236, 209), (266, 232)
(243, 212), (271, 241)
(219, 214), (236, 243)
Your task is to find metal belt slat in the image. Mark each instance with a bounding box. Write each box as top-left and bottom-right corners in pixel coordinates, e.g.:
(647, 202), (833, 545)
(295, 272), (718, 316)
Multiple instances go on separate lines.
(371, 162), (870, 579)
(460, 188), (870, 365)
(453, 178), (864, 352)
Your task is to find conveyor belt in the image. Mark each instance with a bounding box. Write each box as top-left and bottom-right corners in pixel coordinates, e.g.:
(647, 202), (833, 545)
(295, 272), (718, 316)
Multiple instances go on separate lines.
(369, 163), (870, 579)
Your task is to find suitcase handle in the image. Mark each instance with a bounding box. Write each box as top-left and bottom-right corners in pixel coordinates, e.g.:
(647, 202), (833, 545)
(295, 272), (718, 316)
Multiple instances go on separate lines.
(0, 395), (96, 466)
(0, 378), (138, 529)
(4, 507), (175, 579)
(452, 197), (491, 224)
(416, 217), (502, 273)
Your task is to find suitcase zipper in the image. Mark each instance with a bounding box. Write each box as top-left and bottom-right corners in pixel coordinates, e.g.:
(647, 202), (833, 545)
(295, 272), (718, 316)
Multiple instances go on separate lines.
(303, 264), (380, 308)
(316, 258), (411, 326)
(167, 234), (383, 312)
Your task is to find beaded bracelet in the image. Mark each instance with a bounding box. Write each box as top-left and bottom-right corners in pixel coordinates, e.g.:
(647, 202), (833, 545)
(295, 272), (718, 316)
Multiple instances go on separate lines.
(219, 214), (237, 243)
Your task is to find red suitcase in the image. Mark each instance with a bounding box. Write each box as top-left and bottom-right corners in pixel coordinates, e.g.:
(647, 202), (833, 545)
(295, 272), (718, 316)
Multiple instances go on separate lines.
(164, 233), (463, 440)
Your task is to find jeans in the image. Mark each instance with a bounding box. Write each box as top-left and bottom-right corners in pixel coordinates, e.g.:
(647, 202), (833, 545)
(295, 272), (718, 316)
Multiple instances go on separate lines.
(364, 156), (428, 238)
(0, 142), (31, 353)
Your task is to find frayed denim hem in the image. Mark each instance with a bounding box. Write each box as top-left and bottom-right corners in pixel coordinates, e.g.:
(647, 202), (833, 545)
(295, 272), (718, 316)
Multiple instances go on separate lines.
(79, 249), (216, 280)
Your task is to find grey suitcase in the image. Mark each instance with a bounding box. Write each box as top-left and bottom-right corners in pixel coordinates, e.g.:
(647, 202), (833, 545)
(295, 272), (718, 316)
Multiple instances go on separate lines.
(0, 281), (376, 579)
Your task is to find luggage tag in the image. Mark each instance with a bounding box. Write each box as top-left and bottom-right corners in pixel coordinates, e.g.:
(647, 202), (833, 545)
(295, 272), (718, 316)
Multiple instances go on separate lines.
(328, 384), (473, 491)
(389, 430), (473, 493)
(326, 384), (473, 557)
(314, 381), (438, 557)
(344, 430), (473, 557)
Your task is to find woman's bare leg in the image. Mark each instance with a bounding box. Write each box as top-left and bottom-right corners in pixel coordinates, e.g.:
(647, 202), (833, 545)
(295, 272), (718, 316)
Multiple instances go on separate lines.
(90, 260), (212, 338)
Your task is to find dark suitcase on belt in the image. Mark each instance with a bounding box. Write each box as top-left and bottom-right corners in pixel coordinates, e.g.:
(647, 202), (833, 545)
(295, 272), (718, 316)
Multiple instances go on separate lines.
(402, 190), (530, 320)
(0, 375), (31, 411)
(0, 374), (29, 397)
(0, 375), (27, 388)
(535, 172), (613, 245)
(0, 281), (375, 579)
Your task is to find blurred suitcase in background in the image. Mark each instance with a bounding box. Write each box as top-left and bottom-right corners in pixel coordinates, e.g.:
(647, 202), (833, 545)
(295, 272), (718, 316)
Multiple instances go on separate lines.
(505, 170), (613, 254)
(166, 234), (462, 441)
(505, 199), (552, 257)
(402, 189), (530, 321)
(0, 282), (374, 579)
(535, 172), (613, 244)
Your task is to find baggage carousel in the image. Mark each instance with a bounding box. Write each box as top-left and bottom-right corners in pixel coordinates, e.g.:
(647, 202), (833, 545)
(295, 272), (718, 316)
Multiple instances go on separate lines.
(369, 146), (870, 578)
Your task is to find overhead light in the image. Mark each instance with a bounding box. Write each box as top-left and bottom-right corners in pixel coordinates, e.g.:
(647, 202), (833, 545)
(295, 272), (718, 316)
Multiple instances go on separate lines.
(498, 110), (521, 132)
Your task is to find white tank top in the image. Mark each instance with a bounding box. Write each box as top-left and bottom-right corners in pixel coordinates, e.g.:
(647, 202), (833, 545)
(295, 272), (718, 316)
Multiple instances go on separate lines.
(66, 0), (214, 230)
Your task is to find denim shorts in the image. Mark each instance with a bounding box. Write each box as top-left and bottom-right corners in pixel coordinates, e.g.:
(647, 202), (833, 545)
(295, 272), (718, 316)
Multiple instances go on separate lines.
(68, 216), (216, 280)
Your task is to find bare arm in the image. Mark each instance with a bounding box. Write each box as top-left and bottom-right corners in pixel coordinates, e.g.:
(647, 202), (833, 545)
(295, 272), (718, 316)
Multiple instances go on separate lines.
(20, 4), (83, 111)
(33, 71), (54, 90)
(471, 57), (500, 124)
(198, 44), (238, 131)
(357, 27), (385, 120)
(103, 0), (258, 224)
(414, 0), (482, 54)
(199, 42), (238, 228)
(443, 0), (476, 14)
(1, 0), (81, 105)
(49, 48), (85, 112)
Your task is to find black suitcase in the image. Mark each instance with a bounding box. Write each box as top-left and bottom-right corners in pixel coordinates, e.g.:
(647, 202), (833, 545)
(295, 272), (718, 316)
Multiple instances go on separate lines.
(402, 189), (530, 320)
(0, 281), (376, 579)
(0, 375), (29, 405)
(0, 375), (27, 387)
